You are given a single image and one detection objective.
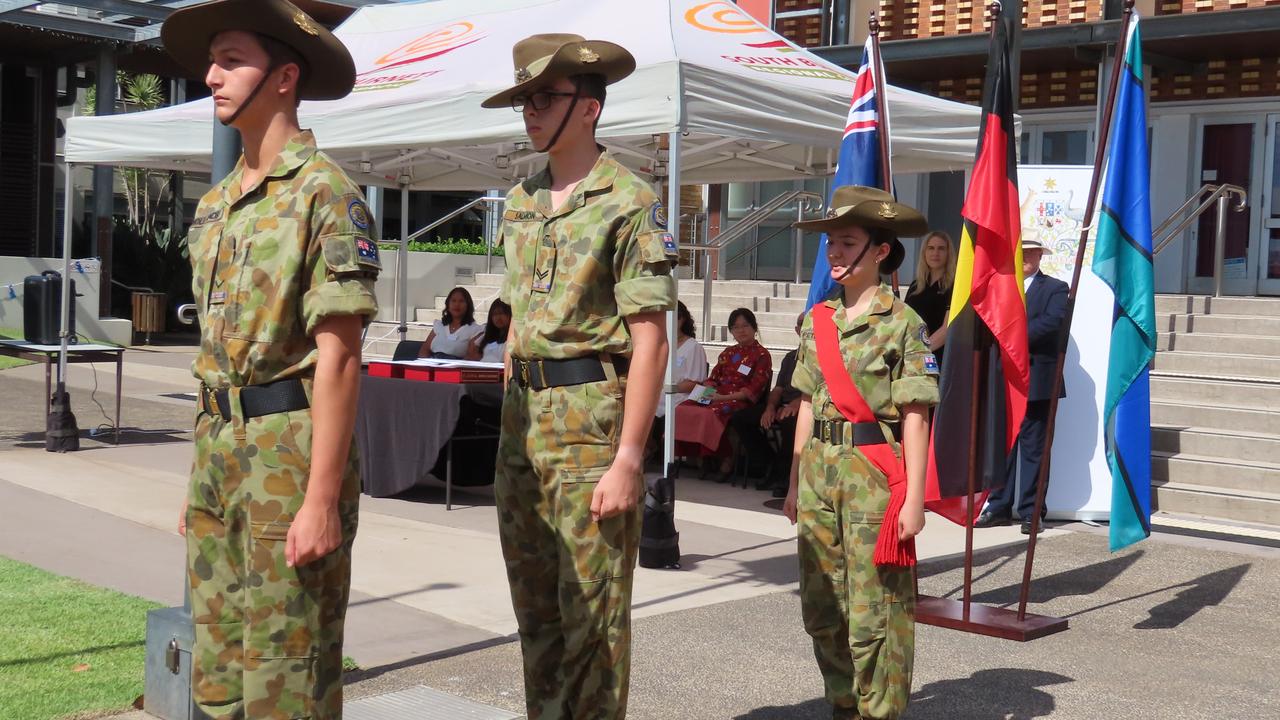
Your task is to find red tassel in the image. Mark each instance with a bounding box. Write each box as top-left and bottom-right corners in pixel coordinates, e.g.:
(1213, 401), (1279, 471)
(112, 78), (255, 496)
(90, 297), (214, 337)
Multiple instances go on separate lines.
(874, 481), (917, 567)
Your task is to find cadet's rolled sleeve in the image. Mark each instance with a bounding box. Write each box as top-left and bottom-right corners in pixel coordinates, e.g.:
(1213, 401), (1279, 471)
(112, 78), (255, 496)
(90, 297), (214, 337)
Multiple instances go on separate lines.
(893, 314), (940, 407)
(614, 203), (676, 316)
(791, 313), (818, 396)
(301, 192), (381, 335)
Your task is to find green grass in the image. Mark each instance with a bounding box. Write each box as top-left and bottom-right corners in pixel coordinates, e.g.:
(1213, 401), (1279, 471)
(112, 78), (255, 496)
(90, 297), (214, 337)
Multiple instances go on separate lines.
(0, 327), (33, 370)
(0, 556), (162, 720)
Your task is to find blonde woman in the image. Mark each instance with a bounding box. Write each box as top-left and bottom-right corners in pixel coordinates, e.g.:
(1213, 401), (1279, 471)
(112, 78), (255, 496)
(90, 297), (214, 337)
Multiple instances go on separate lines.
(904, 230), (956, 359)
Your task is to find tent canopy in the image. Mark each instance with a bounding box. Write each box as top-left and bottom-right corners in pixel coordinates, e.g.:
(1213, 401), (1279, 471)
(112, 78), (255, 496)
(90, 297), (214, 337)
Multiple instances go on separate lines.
(65, 0), (985, 189)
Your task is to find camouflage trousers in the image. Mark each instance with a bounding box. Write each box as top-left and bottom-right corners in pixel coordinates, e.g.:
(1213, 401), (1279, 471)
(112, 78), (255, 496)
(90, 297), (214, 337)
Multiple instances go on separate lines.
(495, 375), (641, 720)
(186, 402), (360, 720)
(796, 436), (915, 720)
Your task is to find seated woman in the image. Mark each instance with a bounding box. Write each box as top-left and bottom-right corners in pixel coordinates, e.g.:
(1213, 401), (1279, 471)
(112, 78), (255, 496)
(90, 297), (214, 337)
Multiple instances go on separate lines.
(673, 307), (772, 480)
(419, 286), (484, 359)
(657, 301), (709, 418)
(468, 299), (512, 364)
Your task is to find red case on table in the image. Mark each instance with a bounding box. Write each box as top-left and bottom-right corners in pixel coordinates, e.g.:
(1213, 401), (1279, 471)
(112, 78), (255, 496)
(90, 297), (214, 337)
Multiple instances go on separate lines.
(367, 362), (404, 378)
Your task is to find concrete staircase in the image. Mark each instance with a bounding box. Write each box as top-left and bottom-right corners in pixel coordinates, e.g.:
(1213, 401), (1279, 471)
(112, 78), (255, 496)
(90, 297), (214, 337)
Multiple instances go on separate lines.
(1152, 294), (1280, 526)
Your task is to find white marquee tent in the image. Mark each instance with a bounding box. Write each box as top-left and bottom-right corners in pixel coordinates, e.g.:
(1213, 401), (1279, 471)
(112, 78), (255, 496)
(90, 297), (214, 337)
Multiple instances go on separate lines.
(65, 0), (984, 187)
(63, 0), (992, 472)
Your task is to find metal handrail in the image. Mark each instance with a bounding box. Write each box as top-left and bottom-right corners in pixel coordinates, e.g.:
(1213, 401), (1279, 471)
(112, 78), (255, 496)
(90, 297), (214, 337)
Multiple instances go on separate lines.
(1152, 183), (1246, 256)
(686, 190), (825, 333)
(1151, 182), (1247, 298)
(725, 223), (794, 267)
(394, 196), (505, 340)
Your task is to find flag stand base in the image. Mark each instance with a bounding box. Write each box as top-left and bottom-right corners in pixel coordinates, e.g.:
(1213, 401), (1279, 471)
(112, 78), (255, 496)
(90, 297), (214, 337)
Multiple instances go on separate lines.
(916, 595), (1068, 641)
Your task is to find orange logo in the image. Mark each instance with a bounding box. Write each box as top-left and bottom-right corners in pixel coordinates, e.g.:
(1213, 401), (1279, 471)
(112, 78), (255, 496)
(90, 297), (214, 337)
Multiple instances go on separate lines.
(685, 1), (766, 34)
(370, 21), (486, 74)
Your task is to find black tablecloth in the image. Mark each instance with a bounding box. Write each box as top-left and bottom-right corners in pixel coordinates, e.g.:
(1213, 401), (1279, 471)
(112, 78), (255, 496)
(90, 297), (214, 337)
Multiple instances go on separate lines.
(355, 376), (467, 497)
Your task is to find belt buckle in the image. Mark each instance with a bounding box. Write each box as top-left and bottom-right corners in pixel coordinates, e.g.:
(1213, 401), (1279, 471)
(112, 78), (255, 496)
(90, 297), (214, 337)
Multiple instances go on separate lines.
(520, 361), (530, 388)
(206, 387), (222, 419)
(536, 360), (548, 389)
(819, 421), (830, 443)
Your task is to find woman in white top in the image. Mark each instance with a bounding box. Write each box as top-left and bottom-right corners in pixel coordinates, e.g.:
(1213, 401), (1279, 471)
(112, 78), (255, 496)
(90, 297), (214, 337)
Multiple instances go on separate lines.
(419, 287), (484, 359)
(656, 301), (709, 418)
(467, 299), (511, 363)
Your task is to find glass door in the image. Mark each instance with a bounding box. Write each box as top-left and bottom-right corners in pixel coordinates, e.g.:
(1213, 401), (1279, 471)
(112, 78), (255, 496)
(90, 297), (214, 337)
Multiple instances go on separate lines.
(1260, 114), (1280, 295)
(1189, 118), (1263, 296)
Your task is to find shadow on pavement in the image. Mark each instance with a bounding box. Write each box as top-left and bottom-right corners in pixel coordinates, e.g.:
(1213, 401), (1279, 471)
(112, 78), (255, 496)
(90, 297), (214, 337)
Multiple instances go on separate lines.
(1134, 562), (1250, 630)
(382, 483), (497, 509)
(733, 698), (829, 719)
(344, 635), (518, 684)
(0, 639), (146, 668)
(347, 583), (461, 608)
(8, 427), (191, 448)
(969, 550), (1144, 606)
(909, 668), (1072, 719)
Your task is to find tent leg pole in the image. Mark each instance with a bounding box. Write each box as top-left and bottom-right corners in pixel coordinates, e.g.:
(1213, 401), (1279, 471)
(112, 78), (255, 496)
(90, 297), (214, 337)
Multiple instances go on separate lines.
(662, 131), (682, 476)
(59, 163), (75, 388)
(399, 185), (410, 343)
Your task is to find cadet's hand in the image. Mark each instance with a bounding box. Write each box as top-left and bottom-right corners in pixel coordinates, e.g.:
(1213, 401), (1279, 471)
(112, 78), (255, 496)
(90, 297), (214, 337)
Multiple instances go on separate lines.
(591, 449), (643, 522)
(898, 503), (926, 541)
(778, 398), (800, 420)
(760, 406), (777, 428)
(178, 500), (188, 536)
(782, 484), (798, 525)
(286, 500), (343, 567)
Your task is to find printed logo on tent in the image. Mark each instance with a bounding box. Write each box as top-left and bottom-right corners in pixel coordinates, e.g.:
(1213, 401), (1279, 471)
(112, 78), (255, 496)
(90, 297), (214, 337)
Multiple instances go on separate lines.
(354, 21), (486, 92)
(684, 1), (844, 81)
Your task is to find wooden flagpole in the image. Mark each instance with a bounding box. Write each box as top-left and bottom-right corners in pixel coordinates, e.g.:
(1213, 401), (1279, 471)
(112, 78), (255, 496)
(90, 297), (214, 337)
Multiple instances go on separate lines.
(1017, 0), (1137, 620)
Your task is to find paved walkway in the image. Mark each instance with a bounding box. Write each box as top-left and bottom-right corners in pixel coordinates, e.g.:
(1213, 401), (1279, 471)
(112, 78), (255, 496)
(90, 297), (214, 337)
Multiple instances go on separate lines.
(2, 347), (1276, 719)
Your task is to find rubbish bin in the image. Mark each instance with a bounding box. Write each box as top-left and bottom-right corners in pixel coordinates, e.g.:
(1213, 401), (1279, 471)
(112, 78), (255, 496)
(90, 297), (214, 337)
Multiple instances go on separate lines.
(131, 291), (167, 345)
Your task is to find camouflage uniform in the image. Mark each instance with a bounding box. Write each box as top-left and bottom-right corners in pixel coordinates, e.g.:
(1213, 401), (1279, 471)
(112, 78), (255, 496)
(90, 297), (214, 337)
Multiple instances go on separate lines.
(495, 151), (676, 720)
(185, 130), (379, 720)
(791, 284), (939, 720)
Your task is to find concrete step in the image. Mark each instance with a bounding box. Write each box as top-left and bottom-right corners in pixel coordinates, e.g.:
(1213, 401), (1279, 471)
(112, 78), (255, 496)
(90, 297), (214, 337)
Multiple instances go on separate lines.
(1150, 376), (1280, 408)
(1151, 481), (1280, 526)
(1159, 332), (1280, 356)
(1151, 450), (1280, 495)
(1151, 399), (1280, 435)
(1152, 351), (1280, 380)
(1163, 313), (1280, 337)
(703, 326), (802, 349)
(678, 294), (810, 317)
(473, 273), (505, 288)
(1156, 295), (1280, 317)
(678, 279), (811, 298)
(1153, 425), (1280, 468)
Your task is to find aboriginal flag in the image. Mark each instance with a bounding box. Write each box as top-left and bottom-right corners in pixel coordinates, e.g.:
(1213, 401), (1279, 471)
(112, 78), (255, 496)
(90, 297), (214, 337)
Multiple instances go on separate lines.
(924, 17), (1029, 525)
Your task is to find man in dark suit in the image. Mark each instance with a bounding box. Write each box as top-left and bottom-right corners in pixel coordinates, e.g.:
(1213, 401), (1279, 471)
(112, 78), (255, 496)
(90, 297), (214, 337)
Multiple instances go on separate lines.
(976, 238), (1068, 534)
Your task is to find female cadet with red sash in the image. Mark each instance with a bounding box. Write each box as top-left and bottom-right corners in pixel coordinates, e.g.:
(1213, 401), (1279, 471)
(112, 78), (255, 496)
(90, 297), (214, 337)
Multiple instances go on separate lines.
(782, 186), (939, 720)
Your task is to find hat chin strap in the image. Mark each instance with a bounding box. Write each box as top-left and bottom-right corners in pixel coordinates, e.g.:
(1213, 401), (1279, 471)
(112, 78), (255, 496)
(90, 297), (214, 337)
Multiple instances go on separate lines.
(220, 64), (279, 128)
(534, 78), (582, 154)
(833, 237), (876, 283)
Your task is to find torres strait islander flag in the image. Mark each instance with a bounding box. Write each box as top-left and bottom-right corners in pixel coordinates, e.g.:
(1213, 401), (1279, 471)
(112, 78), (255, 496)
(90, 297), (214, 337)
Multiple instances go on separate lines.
(806, 36), (887, 309)
(924, 16), (1030, 525)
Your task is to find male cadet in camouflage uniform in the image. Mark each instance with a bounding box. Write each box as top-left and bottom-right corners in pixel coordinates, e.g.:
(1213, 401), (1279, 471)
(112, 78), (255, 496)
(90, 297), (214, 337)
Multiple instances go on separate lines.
(162, 1), (378, 717)
(481, 34), (677, 720)
(783, 187), (938, 720)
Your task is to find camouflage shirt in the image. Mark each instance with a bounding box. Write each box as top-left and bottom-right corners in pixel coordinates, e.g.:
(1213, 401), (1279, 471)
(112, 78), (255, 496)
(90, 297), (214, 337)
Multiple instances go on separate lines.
(498, 151), (677, 360)
(792, 284), (940, 426)
(189, 130), (380, 388)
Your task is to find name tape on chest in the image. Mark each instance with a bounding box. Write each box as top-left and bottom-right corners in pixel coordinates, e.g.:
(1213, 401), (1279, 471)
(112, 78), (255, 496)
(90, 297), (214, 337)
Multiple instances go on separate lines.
(503, 209), (541, 222)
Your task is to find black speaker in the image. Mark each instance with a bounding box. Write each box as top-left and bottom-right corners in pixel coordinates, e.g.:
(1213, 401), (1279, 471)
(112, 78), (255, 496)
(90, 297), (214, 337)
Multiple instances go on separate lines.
(23, 271), (75, 346)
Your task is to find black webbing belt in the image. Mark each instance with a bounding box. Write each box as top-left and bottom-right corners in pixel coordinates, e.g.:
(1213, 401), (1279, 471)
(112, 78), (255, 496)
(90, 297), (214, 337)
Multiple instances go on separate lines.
(200, 378), (310, 422)
(812, 418), (901, 447)
(510, 355), (628, 391)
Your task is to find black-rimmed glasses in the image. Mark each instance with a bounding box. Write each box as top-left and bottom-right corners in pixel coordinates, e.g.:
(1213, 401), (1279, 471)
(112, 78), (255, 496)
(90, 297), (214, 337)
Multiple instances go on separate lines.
(511, 91), (578, 112)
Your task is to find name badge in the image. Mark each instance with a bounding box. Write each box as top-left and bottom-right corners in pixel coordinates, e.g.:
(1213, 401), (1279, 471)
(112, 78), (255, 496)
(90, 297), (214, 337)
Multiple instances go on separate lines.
(209, 290), (227, 305)
(923, 354), (939, 375)
(737, 363), (752, 376)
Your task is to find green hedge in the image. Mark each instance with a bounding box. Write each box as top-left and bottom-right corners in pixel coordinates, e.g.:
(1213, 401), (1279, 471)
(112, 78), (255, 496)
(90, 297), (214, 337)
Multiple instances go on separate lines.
(378, 238), (488, 255)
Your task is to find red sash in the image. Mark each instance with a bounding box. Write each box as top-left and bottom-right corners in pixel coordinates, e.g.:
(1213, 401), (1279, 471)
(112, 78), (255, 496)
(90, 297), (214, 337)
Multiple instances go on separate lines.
(811, 303), (916, 567)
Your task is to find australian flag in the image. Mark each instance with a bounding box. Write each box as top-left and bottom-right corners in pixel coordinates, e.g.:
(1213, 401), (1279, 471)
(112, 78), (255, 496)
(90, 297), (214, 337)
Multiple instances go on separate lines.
(806, 36), (888, 309)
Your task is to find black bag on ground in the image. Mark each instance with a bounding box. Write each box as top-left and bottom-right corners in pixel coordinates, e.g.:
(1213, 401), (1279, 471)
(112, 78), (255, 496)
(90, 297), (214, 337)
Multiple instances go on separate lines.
(46, 389), (80, 453)
(639, 473), (680, 569)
